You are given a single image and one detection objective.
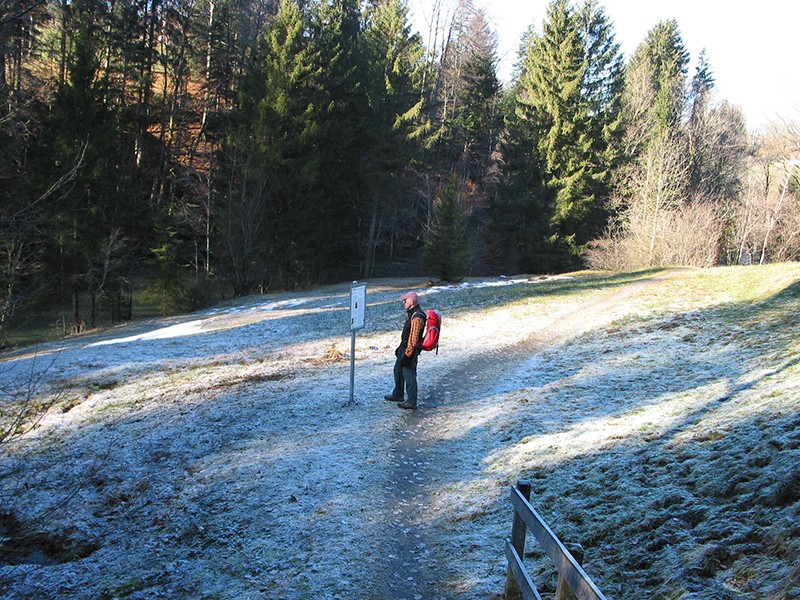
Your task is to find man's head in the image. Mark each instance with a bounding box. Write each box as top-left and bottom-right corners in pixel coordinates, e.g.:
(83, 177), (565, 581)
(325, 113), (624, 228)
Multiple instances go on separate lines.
(400, 291), (419, 309)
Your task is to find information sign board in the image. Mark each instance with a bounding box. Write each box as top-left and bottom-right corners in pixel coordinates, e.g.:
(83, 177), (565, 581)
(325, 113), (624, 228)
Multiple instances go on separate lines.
(350, 283), (366, 331)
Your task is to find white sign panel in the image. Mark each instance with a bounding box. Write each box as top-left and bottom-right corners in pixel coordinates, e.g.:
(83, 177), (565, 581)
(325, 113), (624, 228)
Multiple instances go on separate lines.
(350, 283), (366, 331)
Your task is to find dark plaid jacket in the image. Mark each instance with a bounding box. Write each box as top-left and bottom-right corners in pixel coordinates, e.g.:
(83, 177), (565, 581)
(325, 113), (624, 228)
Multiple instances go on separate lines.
(401, 305), (426, 357)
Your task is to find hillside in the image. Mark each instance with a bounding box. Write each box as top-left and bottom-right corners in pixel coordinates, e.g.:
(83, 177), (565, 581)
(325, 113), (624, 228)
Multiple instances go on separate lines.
(1, 264), (799, 599)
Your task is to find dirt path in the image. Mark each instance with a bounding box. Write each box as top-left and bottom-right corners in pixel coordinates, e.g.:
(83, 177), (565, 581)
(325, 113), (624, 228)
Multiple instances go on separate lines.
(378, 272), (675, 598)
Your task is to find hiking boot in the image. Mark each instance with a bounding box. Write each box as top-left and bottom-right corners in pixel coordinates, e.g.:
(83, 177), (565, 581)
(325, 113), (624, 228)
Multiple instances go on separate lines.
(397, 400), (417, 410)
(384, 395), (402, 402)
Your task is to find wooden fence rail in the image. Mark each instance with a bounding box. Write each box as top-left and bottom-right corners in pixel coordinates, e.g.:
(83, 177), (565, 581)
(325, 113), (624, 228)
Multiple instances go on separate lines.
(504, 480), (608, 600)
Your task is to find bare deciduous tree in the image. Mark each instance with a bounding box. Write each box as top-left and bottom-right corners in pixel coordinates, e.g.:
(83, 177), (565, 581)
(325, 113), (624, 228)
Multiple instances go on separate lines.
(616, 128), (691, 264)
(585, 197), (724, 270)
(730, 123), (800, 265)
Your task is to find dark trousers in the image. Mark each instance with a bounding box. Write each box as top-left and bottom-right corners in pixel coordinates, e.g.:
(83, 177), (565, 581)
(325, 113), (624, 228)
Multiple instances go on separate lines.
(392, 351), (418, 404)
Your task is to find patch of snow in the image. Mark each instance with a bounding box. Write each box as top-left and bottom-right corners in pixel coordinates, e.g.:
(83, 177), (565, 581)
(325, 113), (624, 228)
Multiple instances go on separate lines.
(88, 320), (207, 346)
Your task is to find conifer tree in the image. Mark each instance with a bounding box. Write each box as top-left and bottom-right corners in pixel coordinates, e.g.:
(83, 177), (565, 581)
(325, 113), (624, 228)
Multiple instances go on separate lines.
(492, 86), (551, 273)
(217, 0), (320, 293)
(611, 20), (706, 267)
(505, 0), (623, 270)
(260, 0), (323, 288)
(621, 18), (689, 150)
(422, 1), (502, 178)
(578, 0), (623, 172)
(453, 7), (502, 186)
(423, 176), (470, 281)
(38, 14), (139, 328)
(360, 0), (426, 277)
(304, 0), (367, 280)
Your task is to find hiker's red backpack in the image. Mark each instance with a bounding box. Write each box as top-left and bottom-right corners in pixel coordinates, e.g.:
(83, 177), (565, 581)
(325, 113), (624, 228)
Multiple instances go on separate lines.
(420, 309), (441, 353)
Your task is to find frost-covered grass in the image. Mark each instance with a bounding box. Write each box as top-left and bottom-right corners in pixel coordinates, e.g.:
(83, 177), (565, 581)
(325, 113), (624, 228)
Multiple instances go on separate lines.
(1, 264), (799, 599)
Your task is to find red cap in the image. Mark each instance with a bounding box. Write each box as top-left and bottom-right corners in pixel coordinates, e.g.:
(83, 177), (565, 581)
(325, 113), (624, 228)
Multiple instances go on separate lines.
(400, 291), (418, 303)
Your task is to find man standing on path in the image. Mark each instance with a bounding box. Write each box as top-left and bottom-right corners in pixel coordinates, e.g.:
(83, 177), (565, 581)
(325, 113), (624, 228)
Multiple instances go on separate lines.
(385, 291), (426, 410)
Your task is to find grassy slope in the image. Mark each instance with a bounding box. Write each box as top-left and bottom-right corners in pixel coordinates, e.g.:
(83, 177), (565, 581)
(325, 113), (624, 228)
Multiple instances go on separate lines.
(481, 264), (800, 599)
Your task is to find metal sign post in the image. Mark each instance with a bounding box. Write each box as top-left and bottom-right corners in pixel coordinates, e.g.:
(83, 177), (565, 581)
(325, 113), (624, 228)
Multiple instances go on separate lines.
(348, 282), (366, 405)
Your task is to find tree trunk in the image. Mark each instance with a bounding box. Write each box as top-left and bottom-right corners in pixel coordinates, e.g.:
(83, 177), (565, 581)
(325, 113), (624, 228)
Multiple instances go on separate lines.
(364, 199), (380, 278)
(90, 290), (97, 329)
(0, 20), (7, 91)
(71, 291), (83, 334)
(759, 162), (796, 264)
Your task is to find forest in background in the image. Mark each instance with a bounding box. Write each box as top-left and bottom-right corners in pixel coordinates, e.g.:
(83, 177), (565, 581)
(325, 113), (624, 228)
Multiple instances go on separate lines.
(1, 0), (799, 344)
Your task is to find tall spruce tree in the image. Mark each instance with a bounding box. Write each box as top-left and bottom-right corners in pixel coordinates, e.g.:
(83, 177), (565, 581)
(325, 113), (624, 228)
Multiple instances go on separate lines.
(502, 0), (623, 271)
(453, 7), (501, 186)
(578, 0), (623, 176)
(413, 1), (501, 276)
(360, 0), (426, 277)
(260, 0), (323, 289)
(217, 0), (320, 293)
(492, 83), (550, 273)
(422, 0), (501, 177)
(305, 0), (367, 282)
(621, 18), (689, 150)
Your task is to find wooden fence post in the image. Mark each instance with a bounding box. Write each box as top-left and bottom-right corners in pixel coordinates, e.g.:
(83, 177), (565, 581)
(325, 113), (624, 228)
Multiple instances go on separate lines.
(504, 480), (531, 600)
(555, 543), (585, 600)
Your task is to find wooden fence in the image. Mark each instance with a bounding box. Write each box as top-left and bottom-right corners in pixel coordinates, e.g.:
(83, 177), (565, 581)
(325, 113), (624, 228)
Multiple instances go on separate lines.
(504, 480), (608, 600)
